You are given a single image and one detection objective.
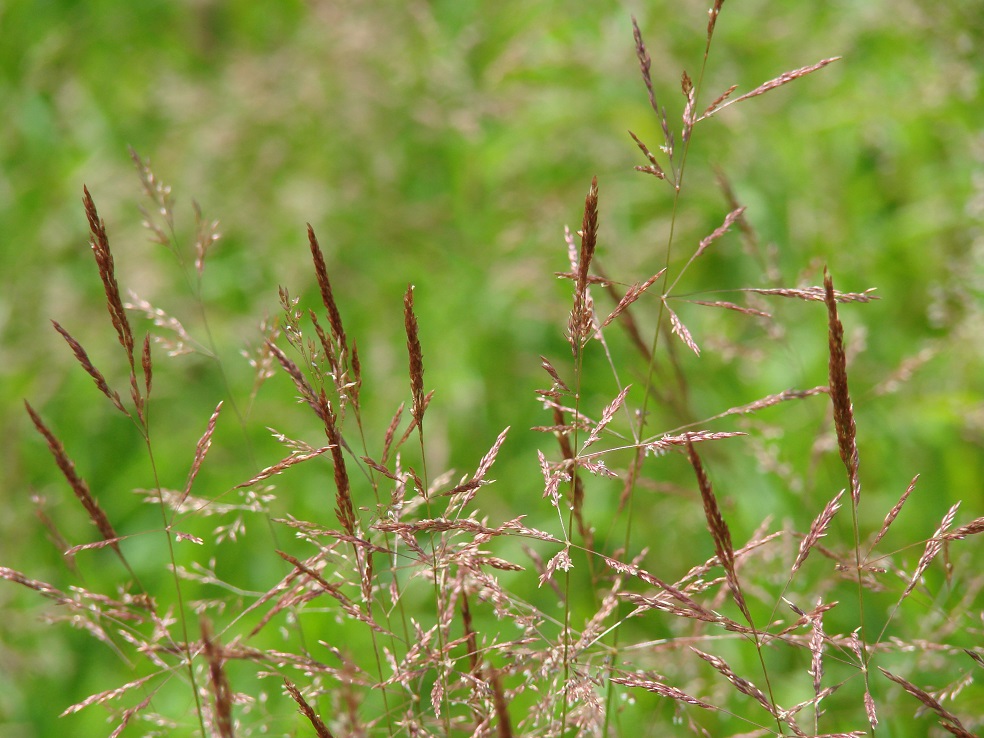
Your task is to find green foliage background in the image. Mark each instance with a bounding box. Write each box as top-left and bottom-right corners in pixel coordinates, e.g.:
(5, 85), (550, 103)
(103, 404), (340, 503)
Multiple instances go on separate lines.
(1, 0), (982, 736)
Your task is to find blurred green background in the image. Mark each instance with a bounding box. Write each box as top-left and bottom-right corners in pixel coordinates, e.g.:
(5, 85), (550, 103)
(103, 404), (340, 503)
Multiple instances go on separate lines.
(2, 0), (982, 736)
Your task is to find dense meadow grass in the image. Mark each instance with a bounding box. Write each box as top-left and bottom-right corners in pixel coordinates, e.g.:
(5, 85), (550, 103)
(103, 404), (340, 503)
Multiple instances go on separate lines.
(2, 2), (983, 736)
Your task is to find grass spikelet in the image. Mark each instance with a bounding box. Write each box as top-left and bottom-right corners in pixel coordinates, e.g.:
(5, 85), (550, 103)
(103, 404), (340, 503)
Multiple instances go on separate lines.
(824, 268), (860, 505)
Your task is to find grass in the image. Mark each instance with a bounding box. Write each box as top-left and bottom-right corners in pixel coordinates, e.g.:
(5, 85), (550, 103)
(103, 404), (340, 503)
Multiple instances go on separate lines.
(3, 2), (983, 737)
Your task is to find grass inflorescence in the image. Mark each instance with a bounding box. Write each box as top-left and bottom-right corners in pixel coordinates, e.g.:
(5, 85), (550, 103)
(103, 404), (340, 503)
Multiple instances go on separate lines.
(7, 4), (983, 738)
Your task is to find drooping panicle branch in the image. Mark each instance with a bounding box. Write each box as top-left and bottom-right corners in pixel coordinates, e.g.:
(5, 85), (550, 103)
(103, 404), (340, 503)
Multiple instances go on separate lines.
(24, 401), (123, 560)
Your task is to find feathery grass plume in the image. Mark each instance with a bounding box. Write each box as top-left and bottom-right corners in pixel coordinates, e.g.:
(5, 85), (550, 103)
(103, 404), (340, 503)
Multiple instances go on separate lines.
(275, 551), (384, 632)
(943, 516), (984, 540)
(403, 284), (425, 429)
(600, 269), (665, 329)
(697, 56), (842, 122)
(235, 447), (331, 489)
(793, 490), (845, 573)
(284, 678), (335, 738)
(609, 675), (715, 709)
(665, 301), (700, 355)
(824, 268), (861, 505)
(581, 385), (630, 451)
(60, 674), (159, 717)
(901, 501), (960, 600)
(691, 648), (779, 718)
(174, 401), (223, 512)
(51, 320), (127, 415)
(870, 475), (919, 550)
(877, 667), (973, 736)
(746, 285), (878, 303)
(107, 694), (155, 738)
(685, 437), (749, 622)
(200, 617), (234, 738)
(0, 566), (73, 606)
(24, 401), (124, 561)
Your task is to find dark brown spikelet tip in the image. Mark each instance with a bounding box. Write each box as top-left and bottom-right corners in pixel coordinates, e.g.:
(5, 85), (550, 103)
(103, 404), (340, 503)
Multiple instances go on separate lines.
(284, 678), (334, 738)
(200, 617), (234, 738)
(404, 284), (425, 428)
(307, 224), (347, 352)
(823, 268), (860, 505)
(83, 186), (135, 368)
(25, 401), (123, 560)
